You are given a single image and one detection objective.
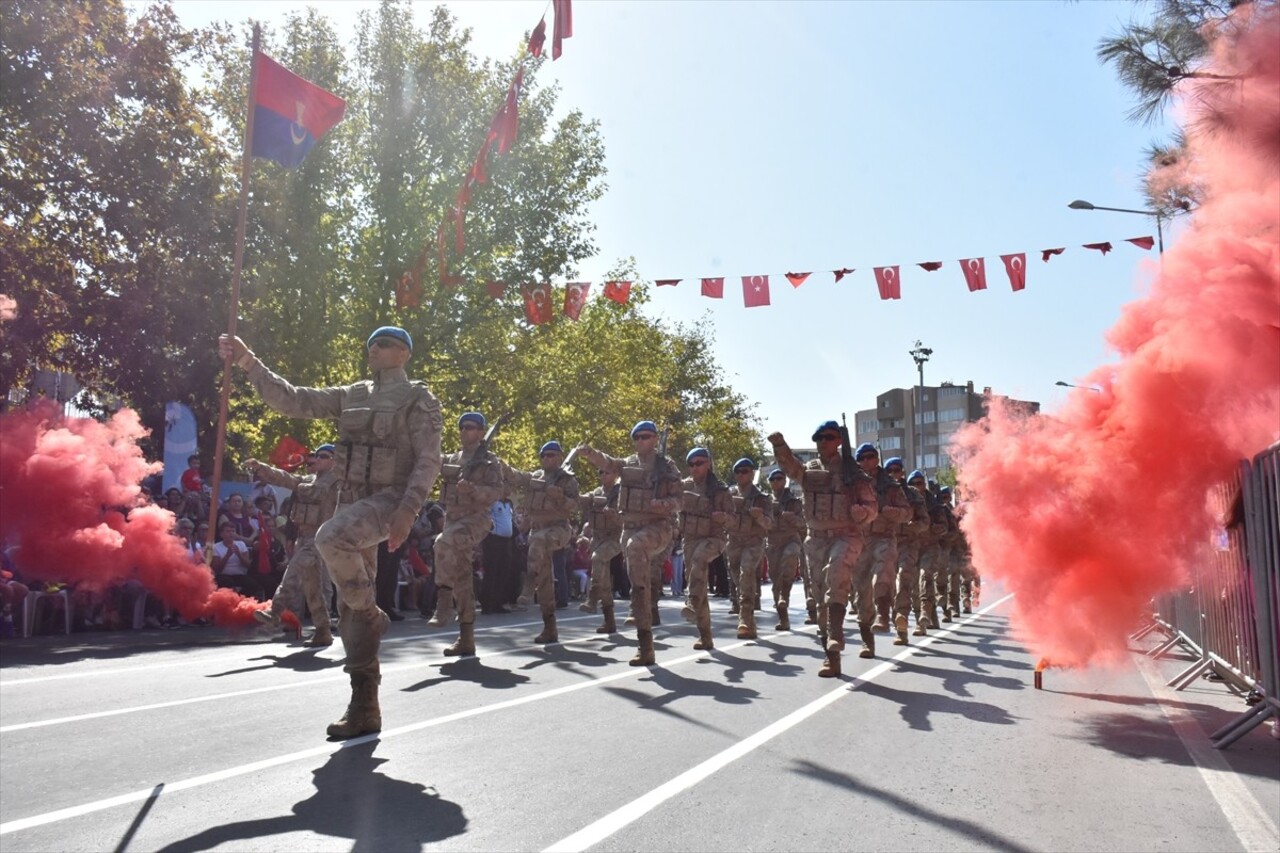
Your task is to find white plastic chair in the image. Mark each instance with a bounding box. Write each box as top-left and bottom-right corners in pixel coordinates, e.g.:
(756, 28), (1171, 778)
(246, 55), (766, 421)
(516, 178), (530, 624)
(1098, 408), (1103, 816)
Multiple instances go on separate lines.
(23, 589), (72, 638)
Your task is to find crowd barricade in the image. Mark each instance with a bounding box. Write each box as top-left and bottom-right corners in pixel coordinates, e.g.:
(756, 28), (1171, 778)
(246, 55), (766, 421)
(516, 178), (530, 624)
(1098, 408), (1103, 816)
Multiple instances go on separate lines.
(1137, 441), (1280, 748)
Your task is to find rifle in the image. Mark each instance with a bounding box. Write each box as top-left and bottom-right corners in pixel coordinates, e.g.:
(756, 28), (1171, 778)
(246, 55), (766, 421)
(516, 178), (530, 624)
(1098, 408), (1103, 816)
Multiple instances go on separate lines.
(464, 412), (508, 478)
(839, 413), (856, 489)
(654, 425), (670, 498)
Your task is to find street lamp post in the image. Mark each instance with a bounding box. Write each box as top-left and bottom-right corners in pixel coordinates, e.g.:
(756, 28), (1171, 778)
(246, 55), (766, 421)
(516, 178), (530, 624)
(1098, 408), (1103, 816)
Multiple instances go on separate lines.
(1068, 199), (1164, 256)
(910, 340), (933, 471)
(1055, 380), (1103, 392)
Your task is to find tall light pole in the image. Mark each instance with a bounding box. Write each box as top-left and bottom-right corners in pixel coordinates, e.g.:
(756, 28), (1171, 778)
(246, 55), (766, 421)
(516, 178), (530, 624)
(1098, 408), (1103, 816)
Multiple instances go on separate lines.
(910, 340), (933, 471)
(1056, 380), (1103, 392)
(1068, 199), (1164, 256)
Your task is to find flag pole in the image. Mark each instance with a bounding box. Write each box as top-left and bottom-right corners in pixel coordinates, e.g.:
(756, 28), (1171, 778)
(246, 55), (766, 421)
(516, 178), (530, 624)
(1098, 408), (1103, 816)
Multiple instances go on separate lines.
(205, 22), (261, 560)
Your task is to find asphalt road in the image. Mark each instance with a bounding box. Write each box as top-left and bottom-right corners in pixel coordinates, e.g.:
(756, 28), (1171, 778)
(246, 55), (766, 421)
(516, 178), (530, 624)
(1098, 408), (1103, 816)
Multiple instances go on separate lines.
(1, 580), (1276, 852)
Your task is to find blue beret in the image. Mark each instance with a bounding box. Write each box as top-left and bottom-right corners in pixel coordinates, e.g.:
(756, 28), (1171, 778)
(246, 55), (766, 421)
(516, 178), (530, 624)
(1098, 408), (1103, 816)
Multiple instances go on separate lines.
(884, 456), (904, 470)
(907, 469), (926, 484)
(313, 444), (335, 455)
(811, 420), (841, 441)
(686, 447), (709, 463)
(732, 457), (757, 472)
(631, 420), (658, 438)
(767, 468), (784, 479)
(539, 441), (563, 455)
(854, 442), (879, 460)
(367, 326), (413, 352)
(939, 486), (952, 497)
(458, 412), (486, 429)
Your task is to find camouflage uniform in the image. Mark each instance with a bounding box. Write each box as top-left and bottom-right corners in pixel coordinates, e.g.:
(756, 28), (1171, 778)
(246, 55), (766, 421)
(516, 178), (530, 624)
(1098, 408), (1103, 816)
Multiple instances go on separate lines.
(861, 468), (912, 635)
(916, 489), (950, 631)
(770, 434), (878, 678)
(725, 482), (773, 639)
(937, 499), (960, 621)
(253, 462), (339, 646)
(579, 483), (623, 631)
(240, 353), (442, 738)
(767, 484), (806, 630)
(433, 445), (505, 655)
(507, 464), (580, 642)
(892, 482), (932, 644)
(678, 474), (730, 649)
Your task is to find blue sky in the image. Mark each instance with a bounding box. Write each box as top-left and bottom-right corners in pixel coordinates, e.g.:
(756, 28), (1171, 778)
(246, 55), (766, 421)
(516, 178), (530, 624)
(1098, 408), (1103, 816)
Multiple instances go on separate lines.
(157, 0), (1174, 446)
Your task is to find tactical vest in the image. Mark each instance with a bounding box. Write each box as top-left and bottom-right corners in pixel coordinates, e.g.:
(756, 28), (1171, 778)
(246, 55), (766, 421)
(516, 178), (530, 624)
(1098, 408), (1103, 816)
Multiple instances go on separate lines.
(800, 464), (853, 531)
(868, 472), (907, 536)
(525, 468), (573, 525)
(619, 455), (679, 525)
(770, 490), (806, 545)
(333, 380), (426, 490)
(287, 476), (329, 533)
(725, 486), (769, 541)
(680, 477), (726, 539)
(439, 450), (498, 514)
(899, 486), (931, 540)
(580, 485), (622, 539)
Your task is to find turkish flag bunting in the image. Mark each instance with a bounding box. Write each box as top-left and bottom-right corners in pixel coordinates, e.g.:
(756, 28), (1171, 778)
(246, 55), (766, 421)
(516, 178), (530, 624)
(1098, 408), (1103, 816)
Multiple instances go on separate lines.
(603, 280), (631, 304)
(469, 140), (490, 186)
(656, 279), (681, 287)
(701, 277), (724, 299)
(742, 275), (771, 308)
(452, 197), (467, 253)
(1083, 242), (1113, 255)
(485, 280), (505, 299)
(1041, 247), (1065, 262)
(436, 224), (448, 278)
(552, 0), (573, 60)
(1125, 236), (1155, 251)
(833, 267), (855, 283)
(522, 283), (554, 325)
(564, 282), (590, 320)
(918, 262), (943, 272)
(491, 69), (524, 155)
(1000, 253), (1027, 292)
(395, 271), (420, 309)
(268, 436), (309, 472)
(959, 258), (987, 292)
(873, 266), (901, 300)
(528, 16), (546, 57)
(785, 272), (810, 288)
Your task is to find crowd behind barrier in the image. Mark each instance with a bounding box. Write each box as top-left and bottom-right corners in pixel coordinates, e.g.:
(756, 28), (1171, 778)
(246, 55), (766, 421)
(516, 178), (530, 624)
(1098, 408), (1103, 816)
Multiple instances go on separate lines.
(1141, 441), (1280, 748)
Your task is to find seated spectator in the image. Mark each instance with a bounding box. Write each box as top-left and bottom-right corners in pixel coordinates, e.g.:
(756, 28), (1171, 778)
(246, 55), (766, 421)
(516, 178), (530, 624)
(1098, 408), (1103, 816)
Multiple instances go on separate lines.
(211, 521), (264, 599)
(569, 536), (591, 600)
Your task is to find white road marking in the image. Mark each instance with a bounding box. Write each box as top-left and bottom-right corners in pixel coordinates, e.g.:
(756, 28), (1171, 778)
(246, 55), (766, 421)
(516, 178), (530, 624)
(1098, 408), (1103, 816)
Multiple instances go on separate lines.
(543, 595), (1015, 853)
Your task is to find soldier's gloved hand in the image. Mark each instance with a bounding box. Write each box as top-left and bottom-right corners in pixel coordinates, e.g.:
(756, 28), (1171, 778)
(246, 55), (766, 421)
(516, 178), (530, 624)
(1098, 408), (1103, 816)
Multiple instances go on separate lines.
(850, 505), (876, 524)
(767, 432), (784, 447)
(242, 458), (262, 473)
(387, 506), (416, 551)
(218, 334), (254, 369)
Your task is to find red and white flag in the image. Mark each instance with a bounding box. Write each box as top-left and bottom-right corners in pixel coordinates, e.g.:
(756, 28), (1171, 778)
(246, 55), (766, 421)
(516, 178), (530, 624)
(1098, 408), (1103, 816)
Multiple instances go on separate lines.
(564, 282), (590, 320)
(785, 272), (810, 288)
(1000, 253), (1027, 292)
(873, 266), (901, 300)
(959, 258), (987, 292)
(527, 16), (547, 57)
(1041, 247), (1065, 262)
(490, 69), (523, 155)
(701, 277), (724, 299)
(602, 280), (631, 304)
(742, 275), (771, 308)
(1083, 242), (1113, 255)
(656, 279), (682, 287)
(833, 267), (855, 283)
(522, 283), (553, 325)
(1126, 236), (1155, 251)
(918, 262), (943, 272)
(552, 0), (573, 59)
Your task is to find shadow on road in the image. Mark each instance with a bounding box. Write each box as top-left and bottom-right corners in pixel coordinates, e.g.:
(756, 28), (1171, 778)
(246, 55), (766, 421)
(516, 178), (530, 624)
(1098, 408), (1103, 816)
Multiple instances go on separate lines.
(515, 643), (616, 674)
(855, 678), (1021, 731)
(152, 740), (467, 852)
(401, 657), (531, 692)
(918, 645), (1035, 674)
(205, 648), (342, 677)
(790, 758), (1036, 853)
(890, 659), (1027, 698)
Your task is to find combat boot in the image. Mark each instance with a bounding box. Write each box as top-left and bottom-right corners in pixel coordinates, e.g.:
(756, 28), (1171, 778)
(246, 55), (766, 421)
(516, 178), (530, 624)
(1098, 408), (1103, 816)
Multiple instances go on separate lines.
(942, 607), (954, 623)
(444, 622), (476, 657)
(253, 606), (281, 628)
(893, 613), (909, 646)
(596, 605), (616, 634)
(303, 624), (334, 647)
(681, 603), (697, 624)
(651, 602), (661, 627)
(429, 587), (455, 628)
(630, 629), (656, 666)
(535, 612), (558, 644)
(693, 616), (714, 651)
(913, 612), (929, 637)
(326, 670), (381, 739)
(931, 605), (942, 629)
(872, 596), (891, 633)
(579, 590), (599, 614)
(805, 603), (818, 625)
(775, 603), (791, 632)
(859, 624), (876, 659)
(737, 602), (757, 640)
(819, 602), (845, 678)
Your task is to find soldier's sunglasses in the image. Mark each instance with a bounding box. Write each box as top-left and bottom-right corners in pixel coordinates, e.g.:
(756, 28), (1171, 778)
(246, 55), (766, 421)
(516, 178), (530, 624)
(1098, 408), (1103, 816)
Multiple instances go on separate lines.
(815, 434), (839, 442)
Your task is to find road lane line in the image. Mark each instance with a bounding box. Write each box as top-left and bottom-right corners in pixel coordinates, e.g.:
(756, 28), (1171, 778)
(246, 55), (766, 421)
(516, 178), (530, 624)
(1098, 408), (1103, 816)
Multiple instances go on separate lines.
(544, 594), (1016, 853)
(1133, 654), (1279, 853)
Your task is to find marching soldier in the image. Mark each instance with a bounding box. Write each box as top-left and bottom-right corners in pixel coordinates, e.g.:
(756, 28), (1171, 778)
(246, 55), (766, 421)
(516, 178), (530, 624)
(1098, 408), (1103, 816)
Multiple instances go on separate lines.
(220, 326), (443, 739)
(724, 458), (773, 640)
(766, 467), (806, 631)
(578, 421), (683, 666)
(937, 486), (960, 622)
(431, 412), (506, 657)
(855, 444), (912, 657)
(506, 441), (580, 644)
(768, 422), (878, 678)
(579, 466), (624, 633)
(678, 447), (731, 650)
(886, 458), (930, 646)
(915, 474), (950, 633)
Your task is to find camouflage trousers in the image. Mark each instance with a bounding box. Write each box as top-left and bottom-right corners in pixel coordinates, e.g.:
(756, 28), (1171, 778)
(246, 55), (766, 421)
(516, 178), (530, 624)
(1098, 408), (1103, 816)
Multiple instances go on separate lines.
(804, 528), (864, 639)
(434, 512), (493, 626)
(315, 489), (399, 675)
(894, 538), (924, 620)
(683, 535), (724, 631)
(589, 536), (623, 605)
(725, 538), (766, 610)
(947, 549), (976, 612)
(851, 535), (896, 627)
(920, 544), (951, 613)
(623, 522), (673, 632)
(269, 536), (334, 630)
(766, 539), (803, 609)
(525, 522), (574, 617)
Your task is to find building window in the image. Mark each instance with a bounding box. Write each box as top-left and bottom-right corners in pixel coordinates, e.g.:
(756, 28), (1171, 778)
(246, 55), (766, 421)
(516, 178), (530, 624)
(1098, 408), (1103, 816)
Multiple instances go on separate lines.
(881, 436), (902, 450)
(924, 453), (937, 468)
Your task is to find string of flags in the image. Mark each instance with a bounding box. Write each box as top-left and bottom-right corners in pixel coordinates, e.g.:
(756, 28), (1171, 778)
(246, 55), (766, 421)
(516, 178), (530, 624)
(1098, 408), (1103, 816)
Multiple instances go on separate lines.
(506, 236), (1156, 324)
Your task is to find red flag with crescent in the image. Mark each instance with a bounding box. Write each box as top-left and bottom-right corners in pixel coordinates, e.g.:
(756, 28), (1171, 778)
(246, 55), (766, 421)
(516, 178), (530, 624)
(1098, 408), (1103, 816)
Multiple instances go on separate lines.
(833, 267), (855, 283)
(564, 282), (590, 320)
(701, 277), (724, 299)
(603, 280), (632, 305)
(1083, 242), (1113, 255)
(874, 266), (901, 300)
(1000, 253), (1027, 292)
(490, 69), (524, 155)
(522, 283), (553, 325)
(959, 258), (987, 292)
(742, 275), (771, 308)
(1041, 247), (1065, 262)
(785, 272), (810, 288)
(268, 436), (309, 472)
(1126, 236), (1155, 251)
(528, 17), (547, 57)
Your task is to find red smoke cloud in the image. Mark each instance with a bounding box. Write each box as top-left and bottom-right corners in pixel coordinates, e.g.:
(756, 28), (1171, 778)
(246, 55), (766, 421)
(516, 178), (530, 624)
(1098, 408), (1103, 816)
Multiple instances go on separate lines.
(0, 402), (261, 626)
(954, 7), (1280, 668)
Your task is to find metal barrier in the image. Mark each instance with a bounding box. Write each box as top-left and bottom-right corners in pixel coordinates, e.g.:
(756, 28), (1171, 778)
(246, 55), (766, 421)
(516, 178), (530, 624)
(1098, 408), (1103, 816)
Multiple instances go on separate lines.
(1137, 442), (1280, 748)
